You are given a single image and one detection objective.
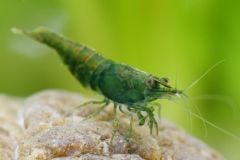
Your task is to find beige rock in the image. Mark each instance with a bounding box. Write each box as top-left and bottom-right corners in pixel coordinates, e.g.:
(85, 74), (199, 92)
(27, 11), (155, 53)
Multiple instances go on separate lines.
(0, 95), (22, 160)
(0, 90), (223, 160)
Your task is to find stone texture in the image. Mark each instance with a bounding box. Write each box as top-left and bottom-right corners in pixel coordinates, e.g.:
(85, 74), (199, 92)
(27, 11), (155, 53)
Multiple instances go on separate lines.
(0, 90), (223, 160)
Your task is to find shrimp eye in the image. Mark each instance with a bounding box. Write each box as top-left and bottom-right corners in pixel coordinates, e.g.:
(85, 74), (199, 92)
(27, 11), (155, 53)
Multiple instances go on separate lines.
(146, 78), (157, 88)
(161, 77), (169, 84)
(159, 77), (172, 88)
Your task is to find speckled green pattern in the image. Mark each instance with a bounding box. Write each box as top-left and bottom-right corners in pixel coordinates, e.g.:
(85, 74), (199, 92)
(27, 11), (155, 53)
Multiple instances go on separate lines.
(14, 27), (182, 134)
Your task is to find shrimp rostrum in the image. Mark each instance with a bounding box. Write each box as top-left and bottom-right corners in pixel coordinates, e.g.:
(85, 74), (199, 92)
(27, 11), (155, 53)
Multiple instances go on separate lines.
(13, 27), (182, 135)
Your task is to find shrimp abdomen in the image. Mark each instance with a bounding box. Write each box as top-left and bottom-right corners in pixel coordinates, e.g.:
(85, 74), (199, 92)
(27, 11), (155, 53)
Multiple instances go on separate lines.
(13, 27), (110, 88)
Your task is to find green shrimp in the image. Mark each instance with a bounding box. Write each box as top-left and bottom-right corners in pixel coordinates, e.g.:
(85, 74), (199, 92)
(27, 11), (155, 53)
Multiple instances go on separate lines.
(12, 27), (182, 135)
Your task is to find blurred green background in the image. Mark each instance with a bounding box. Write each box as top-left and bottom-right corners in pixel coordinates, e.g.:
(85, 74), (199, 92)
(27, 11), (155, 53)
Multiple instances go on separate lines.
(1, 0), (240, 159)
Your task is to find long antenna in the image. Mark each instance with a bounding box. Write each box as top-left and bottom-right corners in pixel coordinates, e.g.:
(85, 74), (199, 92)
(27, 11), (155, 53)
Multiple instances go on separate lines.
(174, 94), (240, 141)
(184, 60), (225, 92)
(181, 94), (208, 137)
(185, 109), (240, 141)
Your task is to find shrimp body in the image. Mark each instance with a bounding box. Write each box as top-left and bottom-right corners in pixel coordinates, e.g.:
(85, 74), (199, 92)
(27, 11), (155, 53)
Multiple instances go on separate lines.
(13, 27), (181, 133)
(13, 28), (240, 144)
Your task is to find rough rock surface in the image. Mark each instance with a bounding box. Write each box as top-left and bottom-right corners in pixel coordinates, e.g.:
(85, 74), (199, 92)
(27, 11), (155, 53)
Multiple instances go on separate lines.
(0, 90), (223, 160)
